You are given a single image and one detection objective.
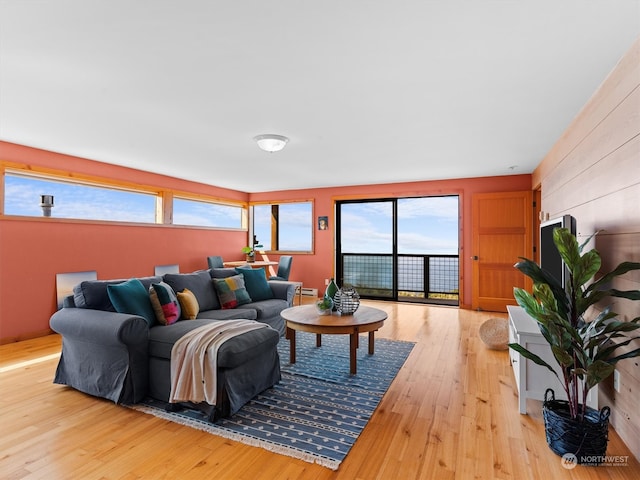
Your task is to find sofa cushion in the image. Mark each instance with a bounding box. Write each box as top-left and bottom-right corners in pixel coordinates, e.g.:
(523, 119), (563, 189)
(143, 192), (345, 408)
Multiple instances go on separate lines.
(176, 288), (199, 319)
(73, 276), (162, 311)
(235, 267), (274, 302)
(213, 275), (252, 309)
(148, 319), (280, 368)
(163, 271), (220, 311)
(215, 326), (280, 369)
(237, 298), (288, 320)
(197, 308), (258, 321)
(210, 268), (238, 279)
(107, 278), (157, 327)
(149, 282), (181, 325)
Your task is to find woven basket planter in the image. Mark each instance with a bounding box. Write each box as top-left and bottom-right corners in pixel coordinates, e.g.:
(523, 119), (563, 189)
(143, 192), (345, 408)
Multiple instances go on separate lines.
(542, 389), (611, 465)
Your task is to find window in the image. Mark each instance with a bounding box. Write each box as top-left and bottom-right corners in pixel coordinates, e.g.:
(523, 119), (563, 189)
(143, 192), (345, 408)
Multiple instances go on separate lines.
(173, 197), (243, 228)
(252, 201), (313, 252)
(4, 172), (157, 223)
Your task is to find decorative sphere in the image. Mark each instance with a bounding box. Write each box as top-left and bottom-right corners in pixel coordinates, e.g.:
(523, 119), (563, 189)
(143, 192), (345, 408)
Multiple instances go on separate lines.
(334, 287), (360, 315)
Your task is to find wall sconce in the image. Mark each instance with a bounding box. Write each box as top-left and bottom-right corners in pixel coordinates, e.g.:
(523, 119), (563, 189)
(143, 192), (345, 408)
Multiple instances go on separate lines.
(253, 134), (289, 153)
(41, 194), (54, 217)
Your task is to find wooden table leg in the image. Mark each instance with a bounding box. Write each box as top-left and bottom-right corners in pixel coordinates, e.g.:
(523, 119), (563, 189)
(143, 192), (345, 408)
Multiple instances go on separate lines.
(368, 331), (375, 355)
(288, 327), (296, 364)
(350, 333), (357, 375)
(316, 333), (322, 347)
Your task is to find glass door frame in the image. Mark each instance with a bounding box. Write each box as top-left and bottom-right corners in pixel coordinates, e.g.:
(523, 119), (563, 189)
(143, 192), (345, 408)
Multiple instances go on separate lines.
(335, 195), (460, 305)
(336, 198), (397, 300)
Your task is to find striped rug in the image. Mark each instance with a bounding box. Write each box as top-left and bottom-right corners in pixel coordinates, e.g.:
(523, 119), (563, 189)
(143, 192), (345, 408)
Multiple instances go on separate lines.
(132, 332), (414, 470)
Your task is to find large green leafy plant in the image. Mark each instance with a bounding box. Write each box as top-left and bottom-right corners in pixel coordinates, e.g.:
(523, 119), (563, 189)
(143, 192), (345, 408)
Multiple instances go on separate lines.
(510, 227), (640, 420)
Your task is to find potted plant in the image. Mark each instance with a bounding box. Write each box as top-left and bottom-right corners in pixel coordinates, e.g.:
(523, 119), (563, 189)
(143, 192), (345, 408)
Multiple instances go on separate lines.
(241, 246), (255, 263)
(510, 227), (640, 464)
(315, 295), (334, 315)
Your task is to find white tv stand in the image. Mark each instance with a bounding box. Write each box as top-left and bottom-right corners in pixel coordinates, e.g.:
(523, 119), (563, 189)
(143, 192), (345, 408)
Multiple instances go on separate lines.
(507, 305), (597, 414)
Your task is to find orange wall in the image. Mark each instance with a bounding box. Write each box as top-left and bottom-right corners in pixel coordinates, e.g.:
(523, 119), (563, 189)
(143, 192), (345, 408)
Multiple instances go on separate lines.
(0, 142), (250, 342)
(0, 141), (531, 342)
(251, 174), (532, 310)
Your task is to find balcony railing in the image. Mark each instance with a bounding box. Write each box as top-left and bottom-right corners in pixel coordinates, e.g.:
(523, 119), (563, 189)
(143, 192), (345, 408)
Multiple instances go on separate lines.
(340, 253), (459, 305)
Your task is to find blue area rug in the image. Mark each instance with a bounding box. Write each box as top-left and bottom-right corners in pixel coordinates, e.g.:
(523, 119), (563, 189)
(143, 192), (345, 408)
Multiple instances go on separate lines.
(132, 332), (414, 470)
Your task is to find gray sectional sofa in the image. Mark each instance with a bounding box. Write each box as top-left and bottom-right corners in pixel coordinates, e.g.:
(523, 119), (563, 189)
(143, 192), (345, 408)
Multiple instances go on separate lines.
(49, 267), (297, 421)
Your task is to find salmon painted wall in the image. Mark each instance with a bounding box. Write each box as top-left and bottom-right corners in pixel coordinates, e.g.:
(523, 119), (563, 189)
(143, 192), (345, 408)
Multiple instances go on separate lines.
(251, 174), (532, 308)
(0, 141), (531, 342)
(0, 142), (250, 342)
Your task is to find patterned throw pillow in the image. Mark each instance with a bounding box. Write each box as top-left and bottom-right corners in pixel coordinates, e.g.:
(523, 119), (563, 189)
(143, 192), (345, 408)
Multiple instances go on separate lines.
(212, 274), (252, 309)
(149, 282), (181, 325)
(106, 278), (157, 327)
(176, 288), (199, 319)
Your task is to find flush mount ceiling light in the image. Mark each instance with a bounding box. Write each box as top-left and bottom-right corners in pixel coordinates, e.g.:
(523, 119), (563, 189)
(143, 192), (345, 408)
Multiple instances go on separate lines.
(253, 134), (289, 153)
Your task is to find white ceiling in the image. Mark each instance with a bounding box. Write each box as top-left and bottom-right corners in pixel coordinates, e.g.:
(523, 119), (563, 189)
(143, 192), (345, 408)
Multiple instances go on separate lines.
(1, 1), (638, 193)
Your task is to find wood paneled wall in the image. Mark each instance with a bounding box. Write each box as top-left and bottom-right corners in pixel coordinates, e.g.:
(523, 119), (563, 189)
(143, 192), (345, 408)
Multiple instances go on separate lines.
(533, 38), (640, 460)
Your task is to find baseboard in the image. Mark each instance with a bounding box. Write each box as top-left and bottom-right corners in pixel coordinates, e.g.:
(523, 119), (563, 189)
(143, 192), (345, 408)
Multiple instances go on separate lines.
(0, 328), (54, 345)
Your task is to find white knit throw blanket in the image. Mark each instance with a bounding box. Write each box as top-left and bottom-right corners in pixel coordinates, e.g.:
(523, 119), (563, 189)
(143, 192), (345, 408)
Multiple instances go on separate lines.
(169, 320), (268, 405)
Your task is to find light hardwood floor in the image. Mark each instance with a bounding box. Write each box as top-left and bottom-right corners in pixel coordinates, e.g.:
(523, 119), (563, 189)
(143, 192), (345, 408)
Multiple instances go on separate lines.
(1, 301), (638, 479)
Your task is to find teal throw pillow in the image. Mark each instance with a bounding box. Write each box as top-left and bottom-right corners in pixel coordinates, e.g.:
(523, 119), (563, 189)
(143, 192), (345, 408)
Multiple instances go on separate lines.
(212, 275), (252, 309)
(149, 281), (181, 325)
(235, 267), (274, 302)
(107, 278), (157, 327)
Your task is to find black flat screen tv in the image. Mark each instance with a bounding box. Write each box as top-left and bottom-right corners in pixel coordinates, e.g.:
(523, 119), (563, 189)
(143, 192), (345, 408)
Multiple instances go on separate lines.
(540, 215), (576, 289)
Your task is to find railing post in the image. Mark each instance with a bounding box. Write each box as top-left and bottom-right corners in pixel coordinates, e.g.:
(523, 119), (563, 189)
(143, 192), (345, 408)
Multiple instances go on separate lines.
(424, 255), (430, 299)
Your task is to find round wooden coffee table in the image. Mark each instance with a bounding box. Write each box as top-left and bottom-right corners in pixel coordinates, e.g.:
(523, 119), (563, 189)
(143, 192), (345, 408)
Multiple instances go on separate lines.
(281, 304), (387, 374)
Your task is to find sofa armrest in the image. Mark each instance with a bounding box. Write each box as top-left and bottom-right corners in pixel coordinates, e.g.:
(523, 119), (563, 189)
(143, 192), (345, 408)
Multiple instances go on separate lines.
(50, 307), (149, 347)
(62, 294), (76, 308)
(49, 307), (150, 404)
(268, 281), (297, 306)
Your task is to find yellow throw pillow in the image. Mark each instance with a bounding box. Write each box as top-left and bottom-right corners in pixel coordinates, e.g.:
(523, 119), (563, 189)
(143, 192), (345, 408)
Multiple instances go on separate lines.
(177, 288), (199, 319)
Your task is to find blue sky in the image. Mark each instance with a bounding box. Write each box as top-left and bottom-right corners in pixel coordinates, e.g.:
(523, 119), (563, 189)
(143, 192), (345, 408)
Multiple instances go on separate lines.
(5, 175), (458, 254)
(340, 197), (459, 254)
(173, 198), (242, 228)
(252, 197), (459, 254)
(5, 174), (157, 222)
(253, 203), (313, 251)
(5, 174), (241, 227)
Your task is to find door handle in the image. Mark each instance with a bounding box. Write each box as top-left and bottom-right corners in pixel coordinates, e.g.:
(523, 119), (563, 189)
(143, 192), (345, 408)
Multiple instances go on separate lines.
(471, 256), (479, 261)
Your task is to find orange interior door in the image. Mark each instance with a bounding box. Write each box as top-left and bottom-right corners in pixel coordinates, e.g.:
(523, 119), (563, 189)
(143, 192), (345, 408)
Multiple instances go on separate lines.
(471, 191), (533, 312)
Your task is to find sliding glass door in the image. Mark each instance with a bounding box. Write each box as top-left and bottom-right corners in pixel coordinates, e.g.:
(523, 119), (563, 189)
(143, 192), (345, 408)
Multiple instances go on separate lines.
(337, 200), (395, 298)
(336, 196), (459, 305)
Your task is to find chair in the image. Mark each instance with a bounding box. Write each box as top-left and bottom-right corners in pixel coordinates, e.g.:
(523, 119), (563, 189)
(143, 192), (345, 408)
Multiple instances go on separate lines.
(269, 256), (293, 281)
(207, 256), (224, 268)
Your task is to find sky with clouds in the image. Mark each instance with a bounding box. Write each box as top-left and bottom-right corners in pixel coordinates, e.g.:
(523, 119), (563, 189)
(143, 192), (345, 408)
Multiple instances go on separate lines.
(6, 174), (458, 255)
(340, 196), (459, 254)
(5, 174), (241, 227)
